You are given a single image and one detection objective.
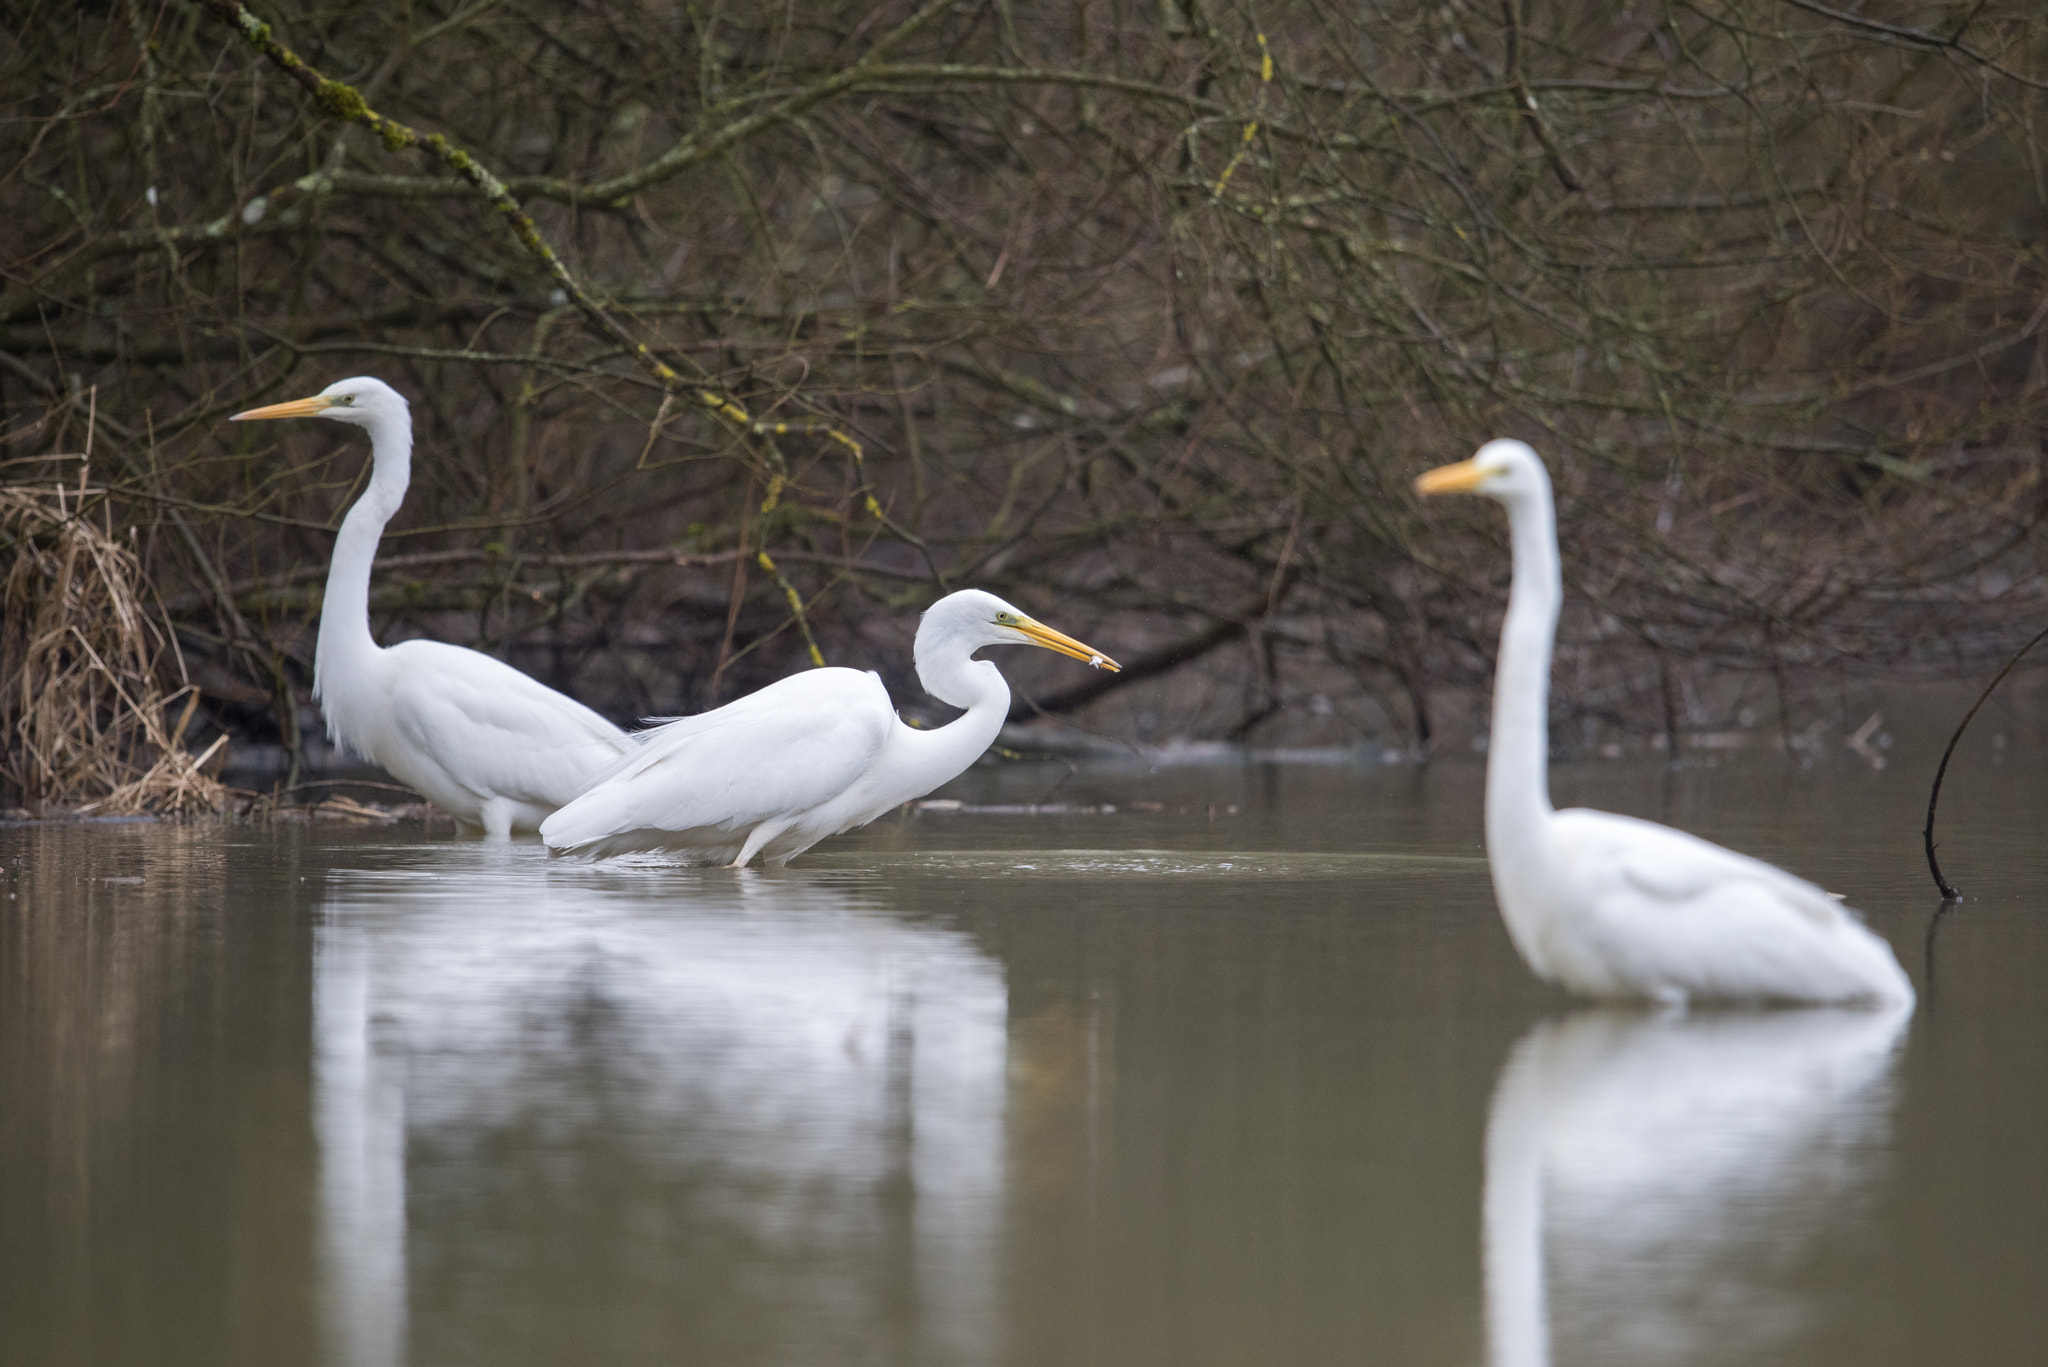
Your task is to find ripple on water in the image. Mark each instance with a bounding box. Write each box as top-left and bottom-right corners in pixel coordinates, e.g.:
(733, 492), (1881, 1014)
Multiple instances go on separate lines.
(806, 848), (1487, 880)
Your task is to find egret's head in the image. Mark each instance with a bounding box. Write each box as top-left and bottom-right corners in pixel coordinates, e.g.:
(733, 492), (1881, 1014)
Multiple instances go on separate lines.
(921, 589), (1121, 671)
(230, 376), (409, 430)
(1414, 439), (1548, 503)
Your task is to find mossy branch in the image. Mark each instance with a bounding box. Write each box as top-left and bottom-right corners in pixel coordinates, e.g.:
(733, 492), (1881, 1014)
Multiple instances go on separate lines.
(194, 0), (754, 436)
(188, 0), (972, 664)
(754, 550), (826, 668)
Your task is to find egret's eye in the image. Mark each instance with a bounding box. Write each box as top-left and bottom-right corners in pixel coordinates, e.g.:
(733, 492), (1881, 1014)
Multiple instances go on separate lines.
(332, 395), (355, 407)
(994, 612), (1017, 625)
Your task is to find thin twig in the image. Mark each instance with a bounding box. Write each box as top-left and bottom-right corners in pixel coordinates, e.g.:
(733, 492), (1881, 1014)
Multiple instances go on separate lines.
(193, 1), (756, 431)
(1924, 622), (2048, 901)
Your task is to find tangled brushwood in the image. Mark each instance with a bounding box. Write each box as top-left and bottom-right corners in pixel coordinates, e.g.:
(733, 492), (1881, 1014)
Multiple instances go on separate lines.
(1, 483), (226, 814)
(3, 3), (2047, 762)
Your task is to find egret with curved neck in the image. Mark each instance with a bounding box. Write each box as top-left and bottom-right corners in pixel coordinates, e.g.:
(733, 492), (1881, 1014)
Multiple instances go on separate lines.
(541, 589), (1119, 864)
(232, 376), (629, 836)
(1416, 440), (1912, 1006)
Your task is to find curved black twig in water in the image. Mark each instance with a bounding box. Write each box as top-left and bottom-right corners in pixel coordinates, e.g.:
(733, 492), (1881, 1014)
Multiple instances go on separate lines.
(1924, 622), (2048, 901)
(1922, 900), (1957, 1001)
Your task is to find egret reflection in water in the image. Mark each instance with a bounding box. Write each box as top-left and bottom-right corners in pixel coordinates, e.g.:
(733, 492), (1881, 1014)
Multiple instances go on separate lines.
(313, 847), (1008, 1367)
(1484, 1005), (1911, 1367)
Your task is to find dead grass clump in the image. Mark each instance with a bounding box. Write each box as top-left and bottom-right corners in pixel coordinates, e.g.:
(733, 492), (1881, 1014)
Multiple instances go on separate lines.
(1, 483), (226, 815)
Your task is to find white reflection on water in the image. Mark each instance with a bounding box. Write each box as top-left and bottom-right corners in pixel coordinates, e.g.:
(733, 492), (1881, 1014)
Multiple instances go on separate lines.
(313, 849), (1006, 1367)
(316, 915), (411, 1367)
(1484, 1004), (1911, 1367)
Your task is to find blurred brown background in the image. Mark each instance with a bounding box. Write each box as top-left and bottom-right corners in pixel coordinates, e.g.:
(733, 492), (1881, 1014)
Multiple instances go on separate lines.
(5, 0), (2045, 798)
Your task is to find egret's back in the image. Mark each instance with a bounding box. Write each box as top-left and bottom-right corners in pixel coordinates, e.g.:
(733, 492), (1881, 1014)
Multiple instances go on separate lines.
(1529, 809), (1914, 1006)
(541, 668), (897, 862)
(322, 640), (629, 832)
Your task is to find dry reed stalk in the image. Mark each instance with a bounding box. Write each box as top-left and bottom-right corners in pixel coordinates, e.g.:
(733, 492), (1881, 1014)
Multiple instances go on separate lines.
(1, 484), (227, 815)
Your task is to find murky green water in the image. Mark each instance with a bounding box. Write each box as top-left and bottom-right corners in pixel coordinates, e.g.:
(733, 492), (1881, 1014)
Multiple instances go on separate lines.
(4, 739), (2046, 1366)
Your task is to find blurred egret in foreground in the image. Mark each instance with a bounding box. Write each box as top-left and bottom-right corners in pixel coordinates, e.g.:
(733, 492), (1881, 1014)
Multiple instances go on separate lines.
(1416, 440), (1912, 1006)
(232, 377), (629, 836)
(542, 589), (1118, 864)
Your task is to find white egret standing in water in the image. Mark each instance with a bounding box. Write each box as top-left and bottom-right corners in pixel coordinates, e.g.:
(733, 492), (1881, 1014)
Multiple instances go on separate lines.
(1415, 440), (1912, 1006)
(232, 377), (630, 836)
(542, 589), (1118, 865)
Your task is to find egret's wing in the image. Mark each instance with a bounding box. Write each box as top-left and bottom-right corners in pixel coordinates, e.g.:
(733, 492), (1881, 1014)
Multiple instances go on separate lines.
(543, 668), (894, 849)
(581, 668), (886, 789)
(1557, 809), (1845, 926)
(1548, 808), (1905, 1001)
(385, 640), (631, 808)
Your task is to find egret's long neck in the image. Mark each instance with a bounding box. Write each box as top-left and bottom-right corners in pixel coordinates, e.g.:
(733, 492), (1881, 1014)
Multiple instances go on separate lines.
(1487, 484), (1561, 863)
(315, 410), (412, 703)
(889, 636), (1012, 798)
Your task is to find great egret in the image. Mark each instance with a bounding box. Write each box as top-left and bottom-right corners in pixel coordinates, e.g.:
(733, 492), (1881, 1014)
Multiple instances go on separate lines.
(231, 377), (630, 837)
(1415, 440), (1913, 1006)
(541, 589), (1119, 864)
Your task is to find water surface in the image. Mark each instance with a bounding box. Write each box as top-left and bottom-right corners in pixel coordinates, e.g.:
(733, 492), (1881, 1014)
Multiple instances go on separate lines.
(3, 741), (2044, 1366)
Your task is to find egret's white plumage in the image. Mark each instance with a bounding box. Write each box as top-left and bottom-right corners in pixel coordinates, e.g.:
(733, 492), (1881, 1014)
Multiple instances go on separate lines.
(541, 589), (1119, 865)
(1416, 440), (1912, 1006)
(232, 377), (630, 836)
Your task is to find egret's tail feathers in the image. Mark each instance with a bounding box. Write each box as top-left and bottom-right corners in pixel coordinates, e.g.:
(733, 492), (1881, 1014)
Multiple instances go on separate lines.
(541, 815), (748, 865)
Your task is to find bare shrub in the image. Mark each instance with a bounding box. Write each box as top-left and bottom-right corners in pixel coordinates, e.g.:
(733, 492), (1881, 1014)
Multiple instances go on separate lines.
(1, 474), (226, 812)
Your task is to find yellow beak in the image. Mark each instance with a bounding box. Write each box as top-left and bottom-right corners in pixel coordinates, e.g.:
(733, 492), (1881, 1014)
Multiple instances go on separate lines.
(1017, 618), (1120, 671)
(230, 394), (341, 421)
(1414, 457), (1491, 496)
